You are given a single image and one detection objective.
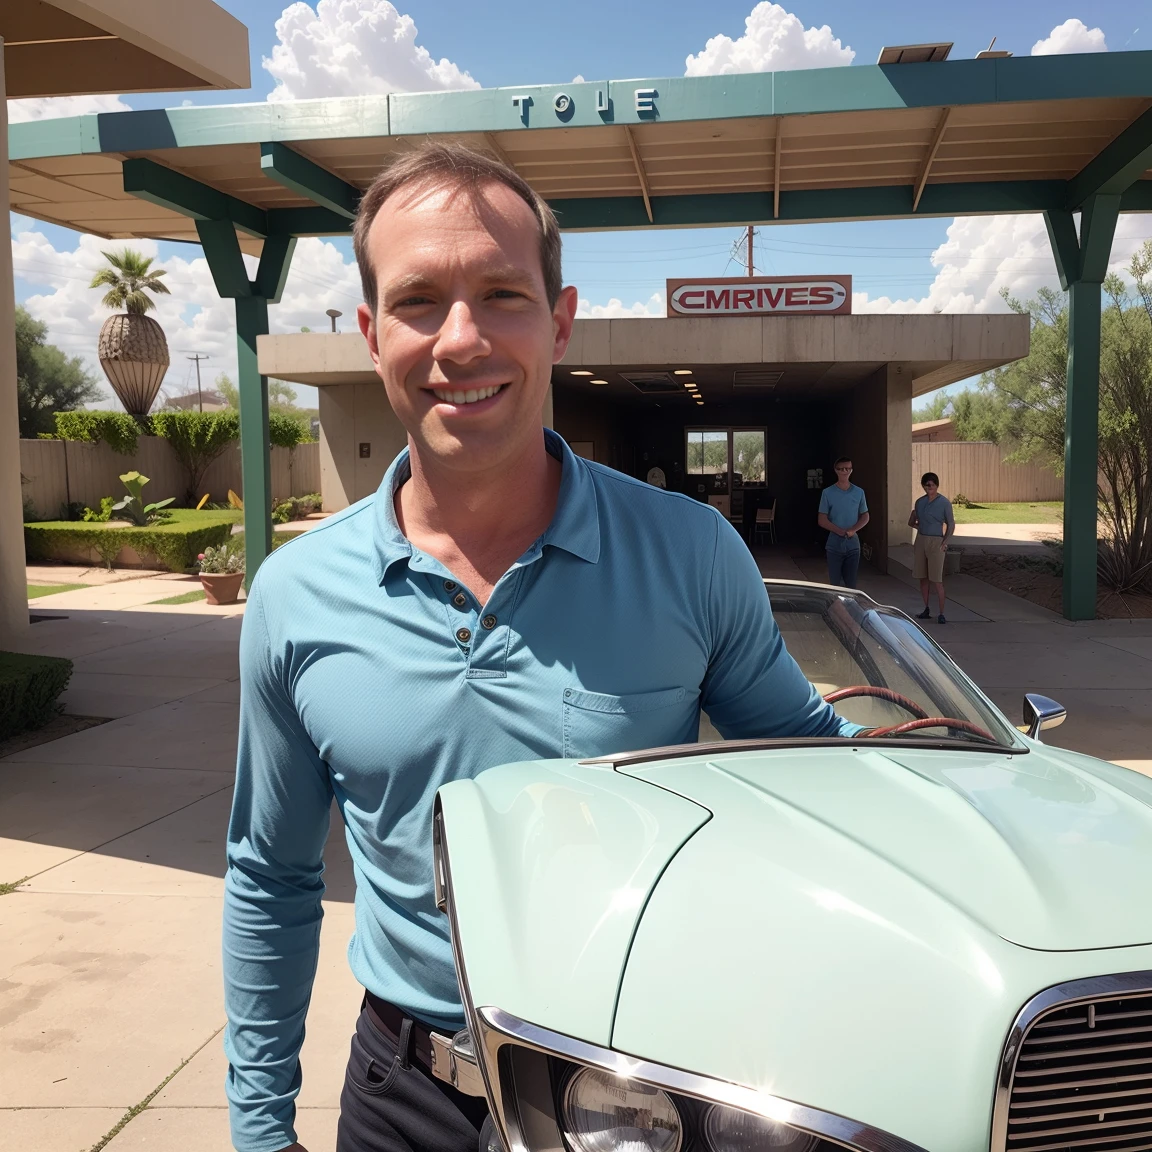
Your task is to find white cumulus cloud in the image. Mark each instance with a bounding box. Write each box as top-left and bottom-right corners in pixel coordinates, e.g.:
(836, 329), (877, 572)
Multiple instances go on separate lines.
(856, 17), (1124, 315)
(854, 214), (1152, 315)
(1031, 18), (1107, 55)
(7, 93), (131, 123)
(263, 0), (479, 101)
(685, 2), (853, 76)
(576, 292), (664, 319)
(12, 218), (366, 409)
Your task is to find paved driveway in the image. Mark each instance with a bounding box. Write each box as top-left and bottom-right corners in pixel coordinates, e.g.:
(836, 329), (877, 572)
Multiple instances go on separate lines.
(2, 560), (1150, 1151)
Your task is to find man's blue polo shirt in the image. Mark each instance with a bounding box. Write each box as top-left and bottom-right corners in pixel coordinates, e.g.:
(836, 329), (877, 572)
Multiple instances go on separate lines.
(819, 482), (868, 553)
(223, 430), (858, 1151)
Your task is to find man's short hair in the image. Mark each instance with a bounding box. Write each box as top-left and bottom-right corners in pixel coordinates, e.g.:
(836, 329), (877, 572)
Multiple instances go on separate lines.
(921, 472), (940, 487)
(352, 141), (563, 314)
(834, 456), (853, 468)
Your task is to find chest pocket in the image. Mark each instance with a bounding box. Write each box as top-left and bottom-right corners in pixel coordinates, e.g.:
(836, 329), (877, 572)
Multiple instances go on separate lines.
(562, 686), (699, 759)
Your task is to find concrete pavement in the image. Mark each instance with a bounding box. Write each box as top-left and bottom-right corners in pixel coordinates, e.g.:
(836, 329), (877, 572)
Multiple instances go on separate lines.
(3, 555), (1151, 1151)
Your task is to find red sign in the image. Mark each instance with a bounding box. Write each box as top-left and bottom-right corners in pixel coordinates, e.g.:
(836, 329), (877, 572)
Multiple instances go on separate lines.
(666, 276), (852, 317)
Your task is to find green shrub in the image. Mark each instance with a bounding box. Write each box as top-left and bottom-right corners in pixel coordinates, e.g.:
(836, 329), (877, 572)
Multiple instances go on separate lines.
(82, 496), (115, 522)
(271, 492), (322, 523)
(269, 412), (313, 448)
(0, 652), (73, 740)
(52, 410), (144, 454)
(149, 410), (240, 504)
(24, 519), (233, 572)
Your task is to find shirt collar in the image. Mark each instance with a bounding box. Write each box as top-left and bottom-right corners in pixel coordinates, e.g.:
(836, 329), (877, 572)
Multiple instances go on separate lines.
(372, 428), (601, 582)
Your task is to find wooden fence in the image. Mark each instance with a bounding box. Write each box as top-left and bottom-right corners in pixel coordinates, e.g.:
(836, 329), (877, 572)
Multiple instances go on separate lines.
(20, 437), (320, 519)
(911, 441), (1062, 504)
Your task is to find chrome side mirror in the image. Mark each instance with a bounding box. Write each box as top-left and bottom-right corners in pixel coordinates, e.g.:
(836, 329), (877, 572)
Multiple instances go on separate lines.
(1023, 693), (1066, 741)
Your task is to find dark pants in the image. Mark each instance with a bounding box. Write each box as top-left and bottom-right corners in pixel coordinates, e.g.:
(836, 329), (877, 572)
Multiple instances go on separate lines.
(337, 1000), (489, 1152)
(826, 548), (861, 589)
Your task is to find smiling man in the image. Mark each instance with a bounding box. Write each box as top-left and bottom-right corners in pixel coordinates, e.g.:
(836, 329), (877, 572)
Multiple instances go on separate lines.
(222, 143), (859, 1152)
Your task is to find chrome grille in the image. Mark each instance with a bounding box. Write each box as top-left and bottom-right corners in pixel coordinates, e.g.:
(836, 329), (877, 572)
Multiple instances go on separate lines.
(1006, 991), (1152, 1152)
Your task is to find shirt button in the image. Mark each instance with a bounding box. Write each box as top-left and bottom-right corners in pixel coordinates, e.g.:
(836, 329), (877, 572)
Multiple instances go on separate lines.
(444, 580), (457, 591)
(481, 614), (497, 630)
(453, 592), (467, 608)
(456, 627), (472, 644)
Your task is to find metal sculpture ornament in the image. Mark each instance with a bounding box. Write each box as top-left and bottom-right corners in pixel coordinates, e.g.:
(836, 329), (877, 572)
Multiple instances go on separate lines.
(667, 276), (852, 317)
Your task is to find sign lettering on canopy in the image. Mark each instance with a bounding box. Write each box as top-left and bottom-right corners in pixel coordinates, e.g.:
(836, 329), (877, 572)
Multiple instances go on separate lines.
(666, 276), (852, 317)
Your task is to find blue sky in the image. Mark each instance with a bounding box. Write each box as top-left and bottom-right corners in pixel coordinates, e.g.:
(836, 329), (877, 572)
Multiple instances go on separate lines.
(9, 0), (1152, 409)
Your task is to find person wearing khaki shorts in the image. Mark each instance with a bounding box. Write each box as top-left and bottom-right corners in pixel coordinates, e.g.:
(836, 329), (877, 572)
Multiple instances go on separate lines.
(908, 472), (955, 623)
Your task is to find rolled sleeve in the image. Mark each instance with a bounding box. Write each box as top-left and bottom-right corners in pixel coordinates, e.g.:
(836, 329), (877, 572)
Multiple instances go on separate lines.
(223, 576), (334, 1152)
(700, 516), (862, 739)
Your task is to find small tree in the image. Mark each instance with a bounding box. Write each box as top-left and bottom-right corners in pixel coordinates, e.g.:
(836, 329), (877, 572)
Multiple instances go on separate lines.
(912, 391), (951, 423)
(15, 306), (103, 436)
(215, 373), (239, 408)
(980, 242), (1152, 593)
(150, 410), (240, 505)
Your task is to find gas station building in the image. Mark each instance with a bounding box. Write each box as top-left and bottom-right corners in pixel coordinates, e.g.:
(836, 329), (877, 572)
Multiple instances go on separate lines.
(258, 305), (1029, 565)
(7, 48), (1152, 619)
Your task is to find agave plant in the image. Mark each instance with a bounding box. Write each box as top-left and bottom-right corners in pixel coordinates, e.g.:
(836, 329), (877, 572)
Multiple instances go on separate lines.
(90, 249), (172, 415)
(112, 471), (174, 527)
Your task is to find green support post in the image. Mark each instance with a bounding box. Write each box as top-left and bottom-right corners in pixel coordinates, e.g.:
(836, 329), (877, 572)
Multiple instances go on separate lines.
(235, 294), (273, 583)
(194, 223), (296, 587)
(1063, 278), (1103, 620)
(1044, 196), (1120, 620)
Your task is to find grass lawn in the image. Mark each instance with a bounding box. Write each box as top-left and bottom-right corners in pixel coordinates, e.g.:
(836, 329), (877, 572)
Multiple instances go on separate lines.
(27, 582), (88, 598)
(151, 588), (207, 605)
(952, 501), (1064, 524)
(164, 508), (242, 526)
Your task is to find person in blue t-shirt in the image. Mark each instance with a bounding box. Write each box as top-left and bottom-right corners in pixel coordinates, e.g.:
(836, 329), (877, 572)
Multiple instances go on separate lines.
(908, 471), (956, 624)
(818, 457), (870, 587)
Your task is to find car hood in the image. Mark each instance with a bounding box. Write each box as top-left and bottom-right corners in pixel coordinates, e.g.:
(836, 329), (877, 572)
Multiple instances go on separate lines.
(619, 744), (1152, 952)
(612, 746), (1152, 1152)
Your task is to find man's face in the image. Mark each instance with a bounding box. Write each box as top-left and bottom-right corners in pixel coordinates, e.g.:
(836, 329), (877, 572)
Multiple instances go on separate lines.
(835, 462), (853, 482)
(357, 180), (577, 475)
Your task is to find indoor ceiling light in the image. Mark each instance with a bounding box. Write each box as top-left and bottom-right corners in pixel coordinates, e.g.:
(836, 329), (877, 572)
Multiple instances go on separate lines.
(695, 400), (704, 406)
(673, 369), (693, 375)
(571, 370), (594, 376)
(591, 379), (608, 385)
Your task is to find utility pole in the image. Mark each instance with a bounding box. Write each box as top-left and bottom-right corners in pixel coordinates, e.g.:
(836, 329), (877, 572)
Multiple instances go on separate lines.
(745, 225), (754, 277)
(186, 353), (209, 411)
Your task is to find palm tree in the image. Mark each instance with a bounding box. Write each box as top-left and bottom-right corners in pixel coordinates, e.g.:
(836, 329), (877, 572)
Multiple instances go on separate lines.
(91, 249), (172, 415)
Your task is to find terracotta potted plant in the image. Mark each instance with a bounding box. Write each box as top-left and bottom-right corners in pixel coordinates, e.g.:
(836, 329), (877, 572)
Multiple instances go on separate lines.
(197, 538), (245, 605)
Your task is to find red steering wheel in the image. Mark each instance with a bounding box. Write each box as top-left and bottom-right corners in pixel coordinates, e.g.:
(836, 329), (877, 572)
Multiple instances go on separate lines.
(866, 716), (996, 741)
(823, 685), (929, 719)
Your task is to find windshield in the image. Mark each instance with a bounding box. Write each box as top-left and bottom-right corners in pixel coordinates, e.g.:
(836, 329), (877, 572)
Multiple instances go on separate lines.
(767, 583), (1021, 750)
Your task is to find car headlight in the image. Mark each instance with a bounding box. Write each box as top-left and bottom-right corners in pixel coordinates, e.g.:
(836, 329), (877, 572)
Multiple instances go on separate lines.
(561, 1067), (683, 1152)
(705, 1104), (819, 1152)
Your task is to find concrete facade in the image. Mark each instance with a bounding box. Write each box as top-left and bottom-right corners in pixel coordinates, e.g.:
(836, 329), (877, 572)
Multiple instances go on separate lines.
(258, 313), (1027, 572)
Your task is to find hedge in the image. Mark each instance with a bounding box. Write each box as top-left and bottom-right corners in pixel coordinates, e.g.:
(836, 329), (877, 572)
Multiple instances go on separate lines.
(0, 652), (73, 741)
(24, 519), (233, 571)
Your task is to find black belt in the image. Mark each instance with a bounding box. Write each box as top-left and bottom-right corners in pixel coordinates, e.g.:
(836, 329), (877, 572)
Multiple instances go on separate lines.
(364, 990), (436, 1072)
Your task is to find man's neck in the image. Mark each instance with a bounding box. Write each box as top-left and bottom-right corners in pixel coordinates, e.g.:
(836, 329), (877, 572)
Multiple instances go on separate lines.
(836, 480), (852, 490)
(396, 432), (561, 602)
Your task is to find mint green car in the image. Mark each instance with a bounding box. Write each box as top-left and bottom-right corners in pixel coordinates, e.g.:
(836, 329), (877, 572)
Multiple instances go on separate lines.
(431, 581), (1152, 1152)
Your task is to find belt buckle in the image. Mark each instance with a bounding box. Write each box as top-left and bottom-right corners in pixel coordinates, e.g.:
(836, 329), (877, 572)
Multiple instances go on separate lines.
(429, 1028), (487, 1098)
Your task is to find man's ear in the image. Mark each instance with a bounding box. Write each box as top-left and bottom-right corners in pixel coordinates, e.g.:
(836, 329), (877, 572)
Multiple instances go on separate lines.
(551, 285), (579, 364)
(357, 302), (381, 370)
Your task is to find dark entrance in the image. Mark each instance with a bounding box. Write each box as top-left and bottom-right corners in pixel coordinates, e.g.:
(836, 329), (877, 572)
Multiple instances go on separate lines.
(551, 379), (845, 551)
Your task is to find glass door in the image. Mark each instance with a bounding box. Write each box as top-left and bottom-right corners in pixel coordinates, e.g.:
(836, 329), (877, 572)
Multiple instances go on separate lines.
(686, 429), (731, 516)
(686, 428), (766, 523)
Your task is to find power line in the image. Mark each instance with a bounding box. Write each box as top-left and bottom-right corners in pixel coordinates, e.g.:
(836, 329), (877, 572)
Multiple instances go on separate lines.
(186, 352), (209, 411)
